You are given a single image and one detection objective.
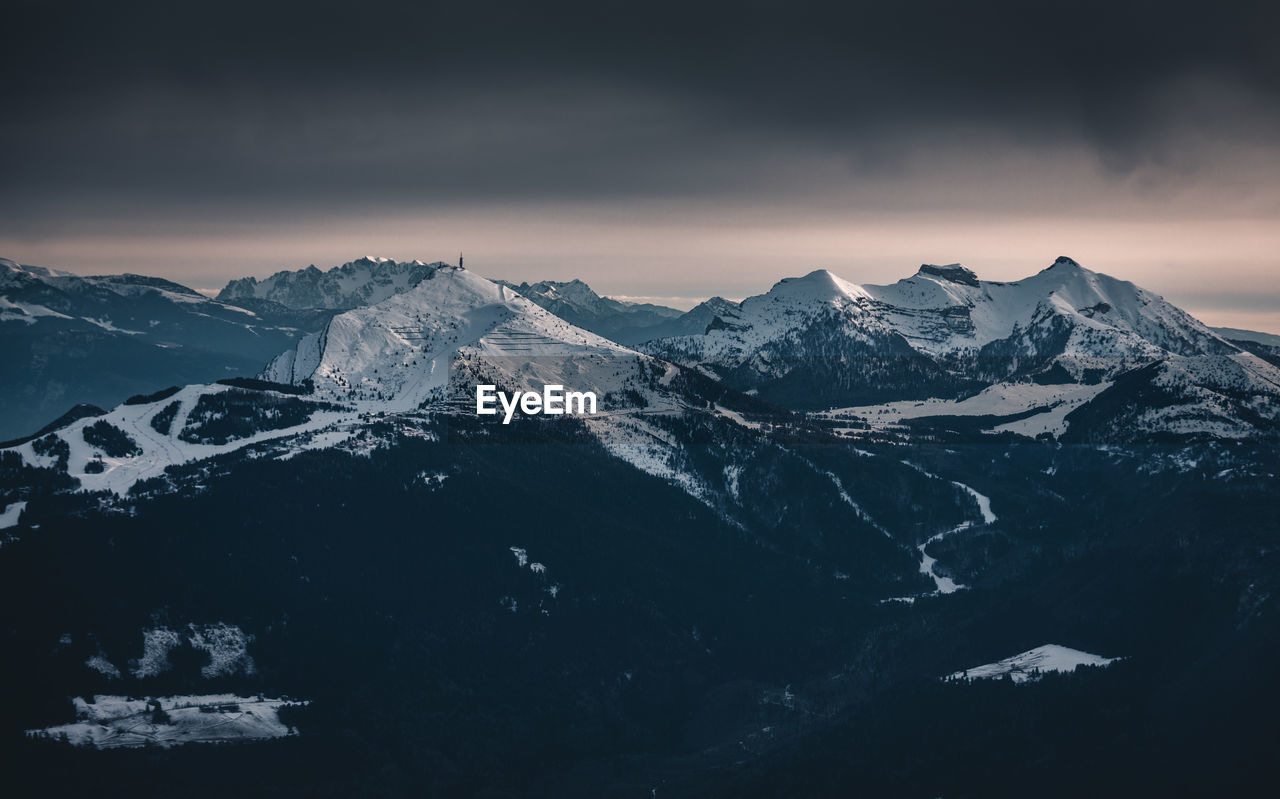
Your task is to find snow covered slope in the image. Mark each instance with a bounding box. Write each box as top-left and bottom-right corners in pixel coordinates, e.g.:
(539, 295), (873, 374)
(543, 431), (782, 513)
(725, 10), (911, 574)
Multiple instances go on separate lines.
(218, 256), (448, 310)
(4, 382), (354, 495)
(825, 382), (1111, 427)
(1061, 352), (1280, 442)
(947, 644), (1119, 684)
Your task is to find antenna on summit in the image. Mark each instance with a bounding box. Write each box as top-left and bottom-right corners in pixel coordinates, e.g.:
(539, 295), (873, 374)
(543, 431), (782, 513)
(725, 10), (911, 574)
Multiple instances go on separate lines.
(458, 251), (464, 269)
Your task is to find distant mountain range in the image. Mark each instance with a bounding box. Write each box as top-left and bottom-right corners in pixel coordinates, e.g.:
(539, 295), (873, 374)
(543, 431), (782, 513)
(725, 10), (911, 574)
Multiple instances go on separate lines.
(643, 257), (1280, 441)
(5, 253), (1279, 444)
(0, 258), (333, 441)
(3, 253), (1279, 796)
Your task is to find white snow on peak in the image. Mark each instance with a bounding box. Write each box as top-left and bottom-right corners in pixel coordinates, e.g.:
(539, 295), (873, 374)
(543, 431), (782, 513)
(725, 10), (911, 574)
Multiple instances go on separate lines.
(864, 255), (1226, 358)
(262, 265), (661, 413)
(764, 269), (872, 303)
(261, 268), (721, 504)
(947, 644), (1119, 684)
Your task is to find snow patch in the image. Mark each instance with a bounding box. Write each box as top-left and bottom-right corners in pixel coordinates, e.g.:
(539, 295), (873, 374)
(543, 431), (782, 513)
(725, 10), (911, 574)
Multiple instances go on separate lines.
(85, 654), (122, 679)
(823, 381), (1111, 438)
(0, 296), (73, 322)
(130, 628), (182, 678)
(0, 500), (27, 530)
(27, 694), (307, 749)
(187, 623), (256, 678)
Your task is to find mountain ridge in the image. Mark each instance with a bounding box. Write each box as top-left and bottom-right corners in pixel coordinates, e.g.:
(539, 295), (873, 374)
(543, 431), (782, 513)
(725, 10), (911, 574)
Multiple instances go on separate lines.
(217, 256), (449, 310)
(0, 259), (330, 440)
(642, 256), (1280, 439)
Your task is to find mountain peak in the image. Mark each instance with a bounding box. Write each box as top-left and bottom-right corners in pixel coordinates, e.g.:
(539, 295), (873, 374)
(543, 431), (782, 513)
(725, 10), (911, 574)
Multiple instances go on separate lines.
(261, 264), (651, 412)
(768, 269), (866, 301)
(797, 268), (838, 283)
(916, 263), (979, 287)
(1035, 256), (1106, 284)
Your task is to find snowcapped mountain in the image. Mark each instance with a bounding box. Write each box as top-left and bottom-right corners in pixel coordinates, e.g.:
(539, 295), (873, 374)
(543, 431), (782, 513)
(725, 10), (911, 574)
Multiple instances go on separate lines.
(634, 295), (746, 341)
(646, 266), (972, 407)
(0, 258), (329, 441)
(649, 256), (1231, 388)
(675, 296), (742, 329)
(495, 279), (683, 345)
(217, 256), (448, 310)
(263, 265), (676, 412)
(946, 644), (1118, 684)
(645, 256), (1280, 439)
(863, 258), (1230, 363)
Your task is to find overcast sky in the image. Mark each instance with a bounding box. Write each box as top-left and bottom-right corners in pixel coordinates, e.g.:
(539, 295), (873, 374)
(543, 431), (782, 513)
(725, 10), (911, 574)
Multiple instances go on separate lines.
(3, 0), (1278, 329)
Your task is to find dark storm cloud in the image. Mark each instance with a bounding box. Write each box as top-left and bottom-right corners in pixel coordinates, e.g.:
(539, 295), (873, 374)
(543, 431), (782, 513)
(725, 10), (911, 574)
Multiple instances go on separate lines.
(3, 0), (1277, 222)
